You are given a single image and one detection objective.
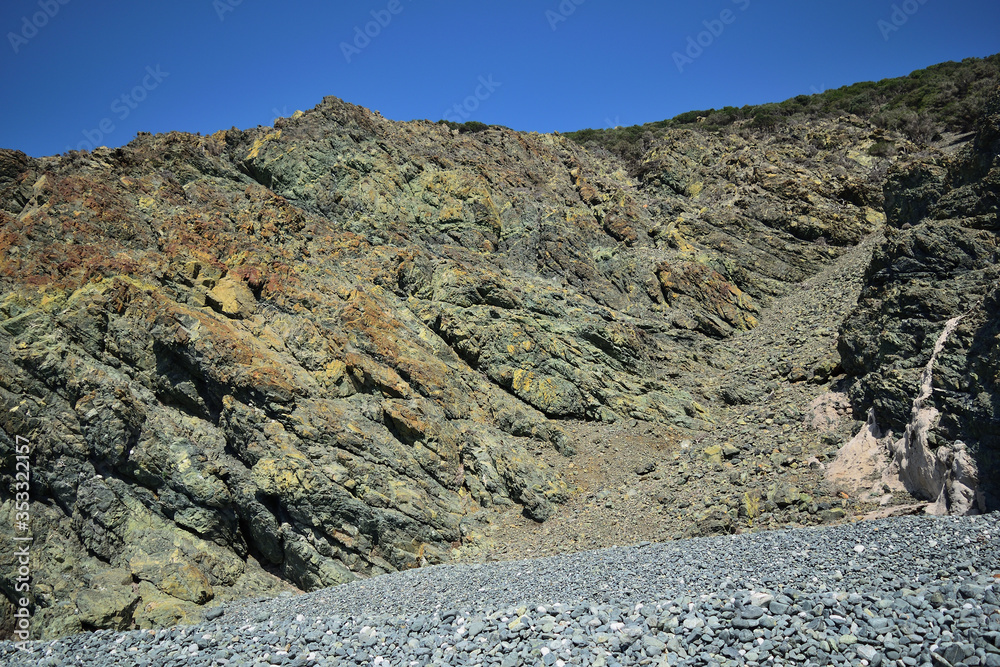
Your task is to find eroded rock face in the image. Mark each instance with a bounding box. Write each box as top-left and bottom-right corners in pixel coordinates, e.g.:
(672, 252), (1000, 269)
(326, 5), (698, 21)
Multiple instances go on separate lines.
(205, 276), (256, 319)
(0, 97), (915, 637)
(838, 92), (1000, 513)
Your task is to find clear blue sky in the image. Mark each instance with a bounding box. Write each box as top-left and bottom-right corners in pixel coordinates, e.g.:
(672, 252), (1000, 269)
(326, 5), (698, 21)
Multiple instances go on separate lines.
(1, 0), (998, 157)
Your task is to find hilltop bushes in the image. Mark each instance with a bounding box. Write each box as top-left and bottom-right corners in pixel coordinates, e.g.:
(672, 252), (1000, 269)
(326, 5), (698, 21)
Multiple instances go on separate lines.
(566, 54), (1000, 169)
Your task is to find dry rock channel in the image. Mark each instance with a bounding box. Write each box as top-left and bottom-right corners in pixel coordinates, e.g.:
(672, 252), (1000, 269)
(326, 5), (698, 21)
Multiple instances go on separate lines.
(457, 233), (880, 562)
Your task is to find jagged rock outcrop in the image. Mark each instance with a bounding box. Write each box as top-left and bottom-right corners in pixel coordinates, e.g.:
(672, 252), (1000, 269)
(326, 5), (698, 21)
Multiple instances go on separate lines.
(838, 90), (1000, 513)
(0, 91), (962, 639)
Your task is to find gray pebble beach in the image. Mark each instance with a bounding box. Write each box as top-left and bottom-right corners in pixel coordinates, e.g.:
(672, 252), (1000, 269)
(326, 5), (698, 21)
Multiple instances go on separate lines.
(3, 513), (998, 666)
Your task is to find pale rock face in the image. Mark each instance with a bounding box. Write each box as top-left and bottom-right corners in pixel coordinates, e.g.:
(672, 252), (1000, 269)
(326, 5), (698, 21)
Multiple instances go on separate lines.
(825, 408), (890, 497)
(892, 315), (982, 515)
(806, 392), (852, 432)
(843, 315), (985, 516)
(206, 276), (257, 319)
(947, 442), (983, 515)
(891, 437), (983, 516)
(831, 416), (985, 517)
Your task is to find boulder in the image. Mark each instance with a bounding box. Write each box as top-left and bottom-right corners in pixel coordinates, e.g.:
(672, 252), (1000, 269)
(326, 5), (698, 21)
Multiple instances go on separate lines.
(205, 276), (256, 319)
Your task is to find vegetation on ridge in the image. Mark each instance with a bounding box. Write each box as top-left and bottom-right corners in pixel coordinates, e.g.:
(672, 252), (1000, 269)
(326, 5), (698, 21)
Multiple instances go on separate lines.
(565, 54), (1000, 170)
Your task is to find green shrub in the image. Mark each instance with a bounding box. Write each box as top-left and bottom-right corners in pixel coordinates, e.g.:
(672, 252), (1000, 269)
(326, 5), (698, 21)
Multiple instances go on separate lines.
(672, 109), (714, 124)
(436, 119), (494, 133)
(751, 111), (782, 130)
(868, 141), (897, 157)
(563, 54), (1000, 171)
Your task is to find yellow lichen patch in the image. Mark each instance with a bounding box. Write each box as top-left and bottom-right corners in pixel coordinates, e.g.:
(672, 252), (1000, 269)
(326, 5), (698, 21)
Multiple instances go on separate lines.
(138, 195), (156, 210)
(174, 451), (192, 474)
(481, 191), (503, 234)
(663, 217), (694, 252)
(847, 149), (875, 167)
(512, 368), (533, 392)
(865, 208), (886, 225)
(252, 457), (312, 496)
(321, 359), (346, 383)
(535, 377), (561, 405)
(246, 130), (282, 160)
(39, 291), (69, 311)
(321, 461), (350, 485)
(543, 478), (571, 498)
(360, 485), (391, 506)
(388, 479), (424, 507)
(437, 203), (465, 222)
(510, 368), (565, 410)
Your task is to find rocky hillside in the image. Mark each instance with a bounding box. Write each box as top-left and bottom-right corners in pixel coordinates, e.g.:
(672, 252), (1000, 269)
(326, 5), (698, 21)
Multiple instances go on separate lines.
(0, 58), (997, 640)
(839, 89), (1000, 513)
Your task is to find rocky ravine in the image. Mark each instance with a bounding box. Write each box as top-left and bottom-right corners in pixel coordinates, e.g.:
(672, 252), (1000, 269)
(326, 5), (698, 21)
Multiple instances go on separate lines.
(0, 87), (996, 640)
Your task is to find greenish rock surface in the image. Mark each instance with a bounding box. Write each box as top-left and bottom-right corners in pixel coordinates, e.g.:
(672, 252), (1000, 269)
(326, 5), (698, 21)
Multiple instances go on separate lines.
(839, 91), (1000, 512)
(0, 82), (995, 639)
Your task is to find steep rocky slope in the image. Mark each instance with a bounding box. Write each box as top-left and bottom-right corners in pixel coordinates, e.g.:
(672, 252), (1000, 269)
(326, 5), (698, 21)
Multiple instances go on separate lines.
(0, 70), (995, 639)
(839, 91), (1000, 513)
